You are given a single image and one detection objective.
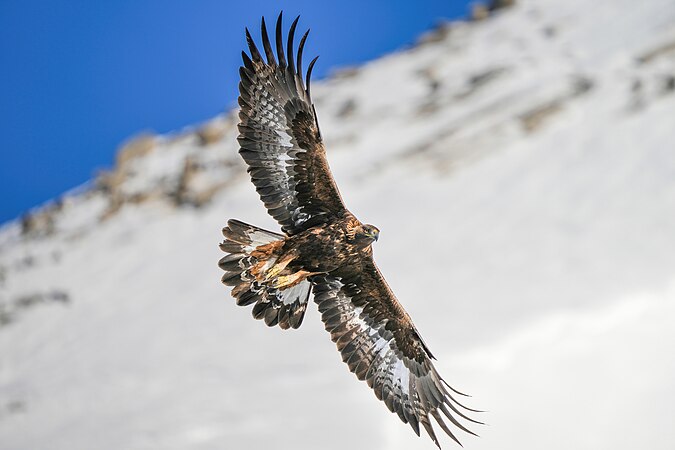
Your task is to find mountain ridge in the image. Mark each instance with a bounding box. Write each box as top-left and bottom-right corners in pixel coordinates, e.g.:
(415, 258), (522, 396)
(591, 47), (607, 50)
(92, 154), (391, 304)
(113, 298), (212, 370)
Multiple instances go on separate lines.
(1, 1), (675, 448)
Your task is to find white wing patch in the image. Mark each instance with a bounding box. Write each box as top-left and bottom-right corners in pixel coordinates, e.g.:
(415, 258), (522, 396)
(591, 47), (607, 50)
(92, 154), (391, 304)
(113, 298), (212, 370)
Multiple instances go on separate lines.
(237, 228), (283, 253)
(280, 282), (309, 305)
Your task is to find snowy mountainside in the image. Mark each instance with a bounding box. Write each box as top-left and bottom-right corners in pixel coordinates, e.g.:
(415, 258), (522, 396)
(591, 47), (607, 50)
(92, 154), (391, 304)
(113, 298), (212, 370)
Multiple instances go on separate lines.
(2, 0), (675, 449)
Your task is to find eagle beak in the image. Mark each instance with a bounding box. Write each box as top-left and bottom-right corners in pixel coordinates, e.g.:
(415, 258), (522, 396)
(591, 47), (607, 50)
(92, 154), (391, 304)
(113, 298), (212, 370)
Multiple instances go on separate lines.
(373, 229), (380, 241)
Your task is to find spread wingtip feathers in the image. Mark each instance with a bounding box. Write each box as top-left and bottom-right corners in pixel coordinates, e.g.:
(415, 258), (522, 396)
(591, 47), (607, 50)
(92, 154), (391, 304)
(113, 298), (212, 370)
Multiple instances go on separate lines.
(243, 14), (319, 100)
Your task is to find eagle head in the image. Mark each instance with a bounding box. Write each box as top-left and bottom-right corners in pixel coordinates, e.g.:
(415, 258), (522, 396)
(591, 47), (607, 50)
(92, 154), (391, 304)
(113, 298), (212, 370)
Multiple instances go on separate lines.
(350, 223), (380, 248)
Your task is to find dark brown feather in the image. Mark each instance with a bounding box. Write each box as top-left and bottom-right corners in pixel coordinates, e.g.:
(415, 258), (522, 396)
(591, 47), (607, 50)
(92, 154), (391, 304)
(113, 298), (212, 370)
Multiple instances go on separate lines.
(297, 29), (310, 78)
(275, 12), (286, 68)
(287, 16), (300, 75)
(260, 17), (276, 66)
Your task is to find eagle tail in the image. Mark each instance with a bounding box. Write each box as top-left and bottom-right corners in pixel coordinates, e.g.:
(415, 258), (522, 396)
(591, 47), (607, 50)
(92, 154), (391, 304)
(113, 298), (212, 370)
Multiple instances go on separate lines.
(218, 219), (311, 329)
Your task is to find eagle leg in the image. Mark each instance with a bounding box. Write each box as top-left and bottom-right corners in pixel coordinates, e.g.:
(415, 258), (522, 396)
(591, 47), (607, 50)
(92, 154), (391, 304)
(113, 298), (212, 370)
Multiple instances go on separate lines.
(260, 252), (296, 282)
(270, 270), (321, 289)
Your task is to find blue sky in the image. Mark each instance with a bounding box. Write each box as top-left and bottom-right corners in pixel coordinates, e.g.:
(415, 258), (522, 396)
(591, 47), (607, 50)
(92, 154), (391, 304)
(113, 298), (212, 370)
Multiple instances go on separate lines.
(0, 0), (471, 224)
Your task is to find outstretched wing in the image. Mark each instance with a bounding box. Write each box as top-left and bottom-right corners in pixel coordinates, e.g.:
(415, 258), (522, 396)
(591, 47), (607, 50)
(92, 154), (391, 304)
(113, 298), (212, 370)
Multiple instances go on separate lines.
(238, 13), (348, 235)
(312, 254), (481, 448)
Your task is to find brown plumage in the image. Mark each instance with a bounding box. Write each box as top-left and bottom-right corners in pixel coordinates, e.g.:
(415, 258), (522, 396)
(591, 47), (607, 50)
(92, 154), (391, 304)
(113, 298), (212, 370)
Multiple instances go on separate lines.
(219, 13), (481, 447)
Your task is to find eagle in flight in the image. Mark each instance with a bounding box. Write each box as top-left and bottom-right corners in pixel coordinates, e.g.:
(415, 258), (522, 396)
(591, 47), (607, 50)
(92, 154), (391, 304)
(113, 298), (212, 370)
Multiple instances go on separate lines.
(219, 13), (481, 447)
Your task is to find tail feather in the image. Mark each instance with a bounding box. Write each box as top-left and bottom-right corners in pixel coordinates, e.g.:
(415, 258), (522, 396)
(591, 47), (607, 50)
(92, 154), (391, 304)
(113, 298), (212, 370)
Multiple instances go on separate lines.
(219, 219), (311, 329)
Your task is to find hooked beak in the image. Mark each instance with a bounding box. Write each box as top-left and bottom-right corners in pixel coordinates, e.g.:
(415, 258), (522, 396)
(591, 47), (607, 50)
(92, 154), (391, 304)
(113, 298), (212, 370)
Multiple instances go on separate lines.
(372, 228), (380, 242)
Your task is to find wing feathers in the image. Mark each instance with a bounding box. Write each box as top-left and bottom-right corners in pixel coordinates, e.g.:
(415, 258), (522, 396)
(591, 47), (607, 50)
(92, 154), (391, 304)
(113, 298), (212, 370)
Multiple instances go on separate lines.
(218, 220), (310, 330)
(275, 12), (287, 68)
(312, 260), (480, 447)
(245, 28), (263, 63)
(241, 51), (255, 72)
(287, 16), (300, 75)
(260, 17), (276, 66)
(297, 29), (310, 77)
(238, 16), (347, 235)
(306, 56), (319, 98)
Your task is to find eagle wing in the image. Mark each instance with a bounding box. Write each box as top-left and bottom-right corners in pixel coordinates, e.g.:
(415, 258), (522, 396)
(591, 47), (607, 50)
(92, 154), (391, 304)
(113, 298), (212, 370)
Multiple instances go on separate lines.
(312, 253), (481, 447)
(238, 14), (348, 235)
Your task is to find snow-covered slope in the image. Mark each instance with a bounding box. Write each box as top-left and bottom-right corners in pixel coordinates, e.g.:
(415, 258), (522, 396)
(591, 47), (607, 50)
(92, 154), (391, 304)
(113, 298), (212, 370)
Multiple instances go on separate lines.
(2, 0), (675, 449)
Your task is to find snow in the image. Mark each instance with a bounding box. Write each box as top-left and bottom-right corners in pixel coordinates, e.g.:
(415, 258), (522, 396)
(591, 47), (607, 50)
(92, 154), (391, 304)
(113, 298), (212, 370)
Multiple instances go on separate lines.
(1, 0), (675, 448)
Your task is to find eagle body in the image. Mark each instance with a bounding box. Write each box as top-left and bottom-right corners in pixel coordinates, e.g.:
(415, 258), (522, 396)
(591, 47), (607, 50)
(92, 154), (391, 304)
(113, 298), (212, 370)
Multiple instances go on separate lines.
(219, 13), (481, 448)
(226, 215), (376, 291)
(276, 215), (377, 275)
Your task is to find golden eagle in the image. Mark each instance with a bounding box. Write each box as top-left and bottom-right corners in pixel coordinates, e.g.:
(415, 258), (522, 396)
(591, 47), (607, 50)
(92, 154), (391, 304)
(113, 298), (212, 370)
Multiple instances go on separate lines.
(219, 13), (481, 447)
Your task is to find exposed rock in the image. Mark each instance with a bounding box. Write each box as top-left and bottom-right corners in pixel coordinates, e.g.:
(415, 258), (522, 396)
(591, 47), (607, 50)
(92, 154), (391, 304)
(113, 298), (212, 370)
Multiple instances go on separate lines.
(520, 101), (563, 132)
(456, 67), (508, 99)
(571, 75), (595, 96)
(471, 4), (491, 21)
(14, 290), (70, 310)
(472, 0), (516, 21)
(636, 39), (675, 65)
(94, 132), (159, 219)
(336, 99), (358, 118)
(20, 201), (62, 238)
(197, 117), (231, 146)
(490, 0), (516, 10)
(172, 157), (228, 208)
(417, 22), (454, 45)
(5, 400), (26, 414)
(330, 66), (360, 80)
(0, 290), (70, 330)
(115, 133), (157, 167)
